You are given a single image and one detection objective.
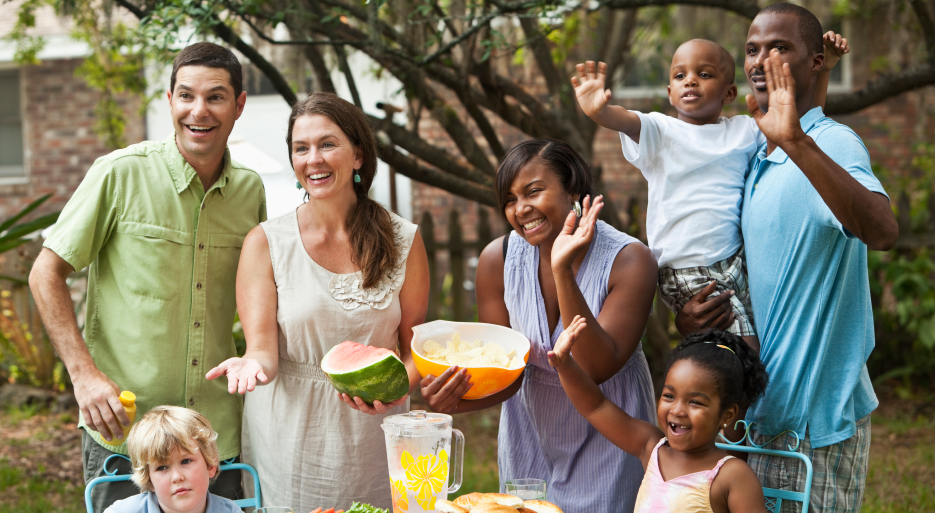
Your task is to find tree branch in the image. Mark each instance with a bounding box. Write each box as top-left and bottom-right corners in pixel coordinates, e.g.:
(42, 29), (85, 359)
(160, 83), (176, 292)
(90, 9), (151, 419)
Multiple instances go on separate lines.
(603, 0), (760, 19)
(302, 43), (337, 93)
(372, 115), (494, 187)
(825, 64), (935, 115)
(334, 44), (362, 109)
(377, 140), (496, 207)
(114, 0), (298, 106)
(909, 0), (935, 61)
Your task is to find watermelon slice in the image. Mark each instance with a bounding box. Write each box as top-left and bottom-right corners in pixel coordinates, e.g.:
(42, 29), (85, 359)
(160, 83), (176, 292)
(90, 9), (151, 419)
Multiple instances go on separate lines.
(321, 341), (409, 404)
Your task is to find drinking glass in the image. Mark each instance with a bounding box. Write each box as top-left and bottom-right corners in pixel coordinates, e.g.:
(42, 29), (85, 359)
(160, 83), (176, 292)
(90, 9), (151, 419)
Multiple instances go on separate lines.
(505, 478), (546, 500)
(256, 508), (294, 513)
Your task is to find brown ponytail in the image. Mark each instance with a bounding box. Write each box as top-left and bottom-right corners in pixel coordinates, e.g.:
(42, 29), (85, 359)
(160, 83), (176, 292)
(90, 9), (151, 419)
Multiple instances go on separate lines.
(286, 93), (399, 289)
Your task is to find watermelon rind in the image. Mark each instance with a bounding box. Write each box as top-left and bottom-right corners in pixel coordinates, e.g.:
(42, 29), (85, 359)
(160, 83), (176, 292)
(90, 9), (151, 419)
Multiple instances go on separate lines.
(322, 349), (409, 404)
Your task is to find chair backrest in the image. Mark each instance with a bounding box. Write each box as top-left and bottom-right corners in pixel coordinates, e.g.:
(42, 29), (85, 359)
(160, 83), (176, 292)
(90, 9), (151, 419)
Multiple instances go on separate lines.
(84, 455), (262, 513)
(716, 422), (813, 513)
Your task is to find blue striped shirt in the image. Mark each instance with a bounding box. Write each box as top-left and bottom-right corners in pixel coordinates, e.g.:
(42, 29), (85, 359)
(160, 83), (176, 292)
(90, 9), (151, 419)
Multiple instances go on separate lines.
(499, 222), (656, 513)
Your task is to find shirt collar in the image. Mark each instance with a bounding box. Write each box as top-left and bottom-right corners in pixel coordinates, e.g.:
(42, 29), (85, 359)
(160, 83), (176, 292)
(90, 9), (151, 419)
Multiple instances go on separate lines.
(162, 134), (233, 196)
(757, 106), (826, 164)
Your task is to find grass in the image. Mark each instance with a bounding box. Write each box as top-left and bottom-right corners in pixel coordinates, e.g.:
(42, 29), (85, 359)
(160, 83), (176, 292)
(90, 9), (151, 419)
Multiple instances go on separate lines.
(861, 395), (935, 513)
(0, 464), (85, 513)
(1, 393), (932, 511)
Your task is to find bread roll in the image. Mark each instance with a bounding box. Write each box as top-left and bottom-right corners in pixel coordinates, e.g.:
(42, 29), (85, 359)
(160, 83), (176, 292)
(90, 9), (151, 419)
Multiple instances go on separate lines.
(521, 500), (563, 513)
(452, 492), (525, 509)
(470, 505), (519, 513)
(436, 499), (469, 513)
(453, 492), (485, 507)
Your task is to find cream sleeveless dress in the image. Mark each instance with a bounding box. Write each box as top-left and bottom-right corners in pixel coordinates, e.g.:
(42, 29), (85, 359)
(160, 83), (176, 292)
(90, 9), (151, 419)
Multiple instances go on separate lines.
(241, 208), (417, 511)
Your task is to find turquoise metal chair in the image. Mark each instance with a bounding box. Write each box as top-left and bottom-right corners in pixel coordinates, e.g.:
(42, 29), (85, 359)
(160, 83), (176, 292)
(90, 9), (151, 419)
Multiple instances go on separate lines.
(84, 454), (262, 513)
(716, 421), (814, 513)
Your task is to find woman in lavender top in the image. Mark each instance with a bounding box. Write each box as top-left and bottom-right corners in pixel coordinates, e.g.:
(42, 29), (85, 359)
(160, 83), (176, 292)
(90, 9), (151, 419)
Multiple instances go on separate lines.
(421, 139), (658, 512)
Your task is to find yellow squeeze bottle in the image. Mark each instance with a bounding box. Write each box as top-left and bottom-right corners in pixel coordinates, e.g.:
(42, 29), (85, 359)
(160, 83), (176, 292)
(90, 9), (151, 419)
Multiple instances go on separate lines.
(101, 391), (137, 446)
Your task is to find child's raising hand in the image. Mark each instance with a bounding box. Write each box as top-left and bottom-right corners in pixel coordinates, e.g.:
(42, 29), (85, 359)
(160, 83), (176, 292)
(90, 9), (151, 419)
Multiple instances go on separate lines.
(822, 30), (849, 72)
(572, 61), (613, 118)
(548, 315), (587, 369)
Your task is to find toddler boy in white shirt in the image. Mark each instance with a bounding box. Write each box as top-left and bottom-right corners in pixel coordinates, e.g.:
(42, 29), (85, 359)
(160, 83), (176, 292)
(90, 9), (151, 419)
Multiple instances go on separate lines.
(573, 36), (846, 348)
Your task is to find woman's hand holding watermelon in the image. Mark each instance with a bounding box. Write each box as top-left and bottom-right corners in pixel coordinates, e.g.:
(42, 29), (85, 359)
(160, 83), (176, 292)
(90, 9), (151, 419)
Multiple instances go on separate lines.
(206, 357), (270, 394)
(337, 392), (408, 415)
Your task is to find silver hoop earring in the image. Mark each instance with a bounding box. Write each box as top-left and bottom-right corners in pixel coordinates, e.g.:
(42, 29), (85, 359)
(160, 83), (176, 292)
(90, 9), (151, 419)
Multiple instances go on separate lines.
(573, 201), (582, 217)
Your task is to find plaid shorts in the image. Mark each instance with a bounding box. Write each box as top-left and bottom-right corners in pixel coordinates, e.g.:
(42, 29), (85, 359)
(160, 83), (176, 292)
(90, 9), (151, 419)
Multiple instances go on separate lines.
(747, 415), (872, 513)
(657, 246), (756, 337)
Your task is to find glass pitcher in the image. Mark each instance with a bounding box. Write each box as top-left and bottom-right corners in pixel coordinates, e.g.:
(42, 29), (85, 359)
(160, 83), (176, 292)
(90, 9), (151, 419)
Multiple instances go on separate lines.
(381, 410), (464, 513)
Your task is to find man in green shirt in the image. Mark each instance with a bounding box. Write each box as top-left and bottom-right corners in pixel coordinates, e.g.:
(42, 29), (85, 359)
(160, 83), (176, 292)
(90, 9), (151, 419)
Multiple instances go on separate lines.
(29, 42), (267, 510)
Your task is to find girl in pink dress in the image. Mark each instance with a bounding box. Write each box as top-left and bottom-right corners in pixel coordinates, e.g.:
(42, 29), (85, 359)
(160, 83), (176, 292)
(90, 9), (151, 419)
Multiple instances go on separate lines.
(549, 323), (769, 513)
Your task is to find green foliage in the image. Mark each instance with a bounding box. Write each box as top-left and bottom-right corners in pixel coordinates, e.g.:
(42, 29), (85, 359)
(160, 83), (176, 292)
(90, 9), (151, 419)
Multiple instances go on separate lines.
(5, 0), (48, 64)
(868, 144), (935, 389)
(4, 0), (176, 150)
(0, 195), (59, 283)
(547, 11), (579, 66)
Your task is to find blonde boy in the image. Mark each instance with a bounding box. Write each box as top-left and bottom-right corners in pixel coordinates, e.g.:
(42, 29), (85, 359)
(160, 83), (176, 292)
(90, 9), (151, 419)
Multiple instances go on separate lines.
(105, 406), (240, 513)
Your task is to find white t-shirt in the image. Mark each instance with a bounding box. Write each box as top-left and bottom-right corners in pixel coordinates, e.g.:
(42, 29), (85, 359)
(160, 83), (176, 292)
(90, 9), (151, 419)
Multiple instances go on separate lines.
(620, 111), (765, 269)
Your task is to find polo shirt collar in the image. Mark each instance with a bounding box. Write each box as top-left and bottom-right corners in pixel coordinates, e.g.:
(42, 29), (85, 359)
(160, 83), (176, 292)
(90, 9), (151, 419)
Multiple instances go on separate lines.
(162, 134), (233, 196)
(758, 106), (826, 164)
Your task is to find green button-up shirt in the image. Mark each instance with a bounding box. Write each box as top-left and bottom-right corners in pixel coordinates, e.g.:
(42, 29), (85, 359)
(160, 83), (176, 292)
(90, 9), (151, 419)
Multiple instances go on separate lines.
(44, 135), (267, 457)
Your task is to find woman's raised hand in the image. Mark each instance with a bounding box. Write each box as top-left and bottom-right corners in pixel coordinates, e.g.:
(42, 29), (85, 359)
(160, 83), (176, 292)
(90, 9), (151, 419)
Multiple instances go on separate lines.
(205, 358), (268, 394)
(338, 392), (409, 416)
(551, 195), (604, 272)
(419, 366), (474, 413)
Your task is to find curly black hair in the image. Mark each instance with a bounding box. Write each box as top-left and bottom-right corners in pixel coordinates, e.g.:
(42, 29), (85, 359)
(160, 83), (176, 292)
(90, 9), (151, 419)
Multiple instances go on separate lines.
(666, 329), (769, 411)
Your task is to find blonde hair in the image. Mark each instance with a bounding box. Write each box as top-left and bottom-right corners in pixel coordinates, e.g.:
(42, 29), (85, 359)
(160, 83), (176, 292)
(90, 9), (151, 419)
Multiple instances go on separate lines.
(127, 406), (220, 492)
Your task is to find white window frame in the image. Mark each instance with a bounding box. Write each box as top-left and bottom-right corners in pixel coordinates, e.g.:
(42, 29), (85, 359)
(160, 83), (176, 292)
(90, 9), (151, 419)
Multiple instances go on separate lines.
(0, 63), (28, 185)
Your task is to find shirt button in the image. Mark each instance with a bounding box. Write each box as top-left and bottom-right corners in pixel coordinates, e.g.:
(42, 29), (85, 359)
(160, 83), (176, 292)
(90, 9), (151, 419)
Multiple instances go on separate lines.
(198, 243), (204, 250)
(196, 282), (202, 290)
(754, 183), (758, 189)
(194, 321), (201, 327)
(191, 359), (199, 366)
(189, 398), (195, 406)
(201, 203), (205, 210)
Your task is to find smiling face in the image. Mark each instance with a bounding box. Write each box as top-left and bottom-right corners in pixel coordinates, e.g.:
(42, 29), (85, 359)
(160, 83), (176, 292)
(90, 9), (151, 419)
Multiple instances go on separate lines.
(149, 447), (217, 513)
(657, 359), (738, 453)
(291, 113), (363, 203)
(503, 159), (576, 247)
(667, 40), (738, 125)
(168, 65), (246, 167)
(745, 12), (824, 112)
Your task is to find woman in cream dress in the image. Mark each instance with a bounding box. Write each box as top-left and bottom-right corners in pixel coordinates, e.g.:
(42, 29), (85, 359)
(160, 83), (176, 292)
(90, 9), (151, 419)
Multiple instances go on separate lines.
(207, 93), (428, 511)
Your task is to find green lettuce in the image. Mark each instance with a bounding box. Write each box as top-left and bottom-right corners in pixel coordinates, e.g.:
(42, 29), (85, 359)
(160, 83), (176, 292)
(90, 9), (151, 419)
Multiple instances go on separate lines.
(345, 503), (389, 513)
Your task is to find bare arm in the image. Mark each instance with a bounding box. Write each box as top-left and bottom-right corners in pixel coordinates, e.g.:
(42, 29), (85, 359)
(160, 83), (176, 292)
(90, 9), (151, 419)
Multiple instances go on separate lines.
(572, 61), (641, 141)
(29, 248), (130, 440)
(551, 197), (658, 383)
(749, 50), (898, 250)
(815, 31), (849, 110)
(710, 459), (768, 513)
(206, 225), (279, 392)
(548, 316), (661, 466)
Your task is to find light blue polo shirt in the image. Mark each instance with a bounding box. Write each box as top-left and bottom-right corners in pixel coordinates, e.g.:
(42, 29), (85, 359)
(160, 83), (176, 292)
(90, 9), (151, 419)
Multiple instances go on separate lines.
(741, 107), (886, 448)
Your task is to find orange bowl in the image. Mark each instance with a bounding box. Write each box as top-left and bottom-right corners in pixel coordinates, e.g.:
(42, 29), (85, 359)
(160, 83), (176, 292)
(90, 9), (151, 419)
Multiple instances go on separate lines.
(411, 320), (530, 400)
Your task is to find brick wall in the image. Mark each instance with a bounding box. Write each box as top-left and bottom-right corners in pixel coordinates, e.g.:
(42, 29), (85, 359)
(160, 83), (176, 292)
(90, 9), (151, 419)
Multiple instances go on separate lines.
(0, 58), (145, 220)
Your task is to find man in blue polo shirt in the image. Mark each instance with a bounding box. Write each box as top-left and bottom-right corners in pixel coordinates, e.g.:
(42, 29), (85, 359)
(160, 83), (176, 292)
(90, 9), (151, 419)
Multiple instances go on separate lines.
(675, 4), (898, 512)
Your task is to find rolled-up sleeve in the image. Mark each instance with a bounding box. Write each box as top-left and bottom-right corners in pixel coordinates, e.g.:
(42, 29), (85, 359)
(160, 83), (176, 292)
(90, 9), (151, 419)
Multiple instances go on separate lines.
(43, 158), (120, 271)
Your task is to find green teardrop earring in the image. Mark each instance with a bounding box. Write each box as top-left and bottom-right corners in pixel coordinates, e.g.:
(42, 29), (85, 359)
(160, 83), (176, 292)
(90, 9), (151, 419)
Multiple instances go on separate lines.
(354, 170), (361, 183)
(295, 181), (302, 189)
